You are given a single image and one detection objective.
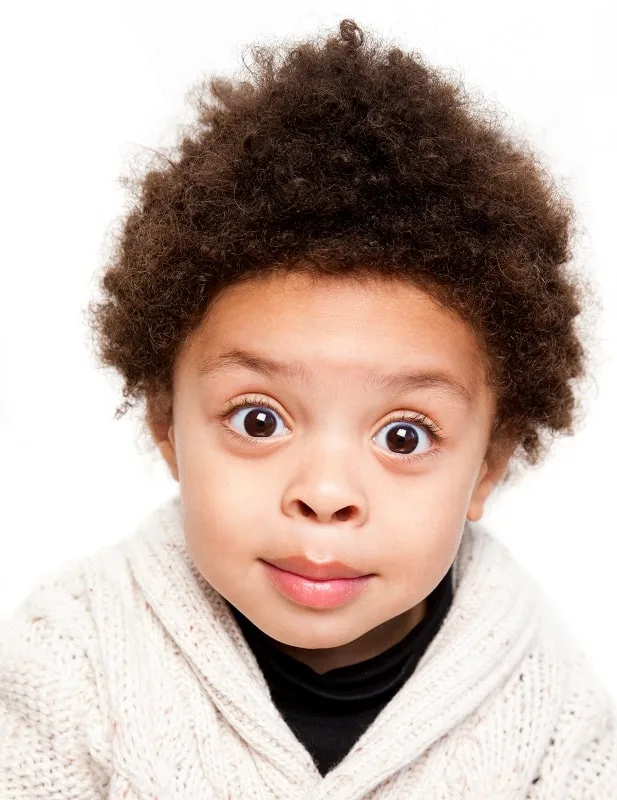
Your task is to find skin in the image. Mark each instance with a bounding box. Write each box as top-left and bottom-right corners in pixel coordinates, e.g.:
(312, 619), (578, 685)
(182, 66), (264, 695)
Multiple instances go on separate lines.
(148, 271), (513, 674)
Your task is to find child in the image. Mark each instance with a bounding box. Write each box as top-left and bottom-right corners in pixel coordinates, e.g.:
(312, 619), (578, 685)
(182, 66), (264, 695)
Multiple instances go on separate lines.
(1, 18), (615, 798)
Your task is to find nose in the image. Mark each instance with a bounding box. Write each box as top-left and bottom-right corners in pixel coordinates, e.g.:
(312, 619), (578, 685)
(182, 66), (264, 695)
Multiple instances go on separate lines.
(281, 454), (369, 526)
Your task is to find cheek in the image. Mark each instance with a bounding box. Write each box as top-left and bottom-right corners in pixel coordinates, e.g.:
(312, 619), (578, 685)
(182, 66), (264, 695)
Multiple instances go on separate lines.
(181, 472), (266, 564)
(376, 471), (473, 580)
(177, 420), (270, 515)
(181, 488), (260, 603)
(176, 435), (276, 577)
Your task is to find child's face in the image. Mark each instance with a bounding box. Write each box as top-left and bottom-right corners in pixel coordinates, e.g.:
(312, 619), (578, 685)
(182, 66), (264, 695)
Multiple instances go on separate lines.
(152, 271), (510, 666)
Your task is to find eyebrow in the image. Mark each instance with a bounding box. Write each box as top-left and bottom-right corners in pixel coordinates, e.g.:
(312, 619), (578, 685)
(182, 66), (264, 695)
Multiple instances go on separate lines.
(196, 348), (473, 406)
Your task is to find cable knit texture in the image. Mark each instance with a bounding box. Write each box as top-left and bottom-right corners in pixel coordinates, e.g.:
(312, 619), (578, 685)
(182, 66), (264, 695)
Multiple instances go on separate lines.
(1, 493), (615, 798)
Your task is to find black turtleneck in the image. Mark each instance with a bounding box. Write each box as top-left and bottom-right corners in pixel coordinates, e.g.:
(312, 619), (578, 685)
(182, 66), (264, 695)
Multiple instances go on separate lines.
(228, 567), (453, 776)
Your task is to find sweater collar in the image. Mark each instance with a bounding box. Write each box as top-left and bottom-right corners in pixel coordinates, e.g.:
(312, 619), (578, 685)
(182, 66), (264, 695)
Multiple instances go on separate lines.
(125, 493), (540, 798)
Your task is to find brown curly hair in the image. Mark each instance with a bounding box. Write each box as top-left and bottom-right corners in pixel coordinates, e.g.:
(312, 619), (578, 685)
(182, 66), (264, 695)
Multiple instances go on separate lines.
(87, 18), (599, 484)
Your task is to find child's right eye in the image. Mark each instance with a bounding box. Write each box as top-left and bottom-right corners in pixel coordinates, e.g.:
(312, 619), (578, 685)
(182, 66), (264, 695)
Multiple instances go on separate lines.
(226, 400), (288, 439)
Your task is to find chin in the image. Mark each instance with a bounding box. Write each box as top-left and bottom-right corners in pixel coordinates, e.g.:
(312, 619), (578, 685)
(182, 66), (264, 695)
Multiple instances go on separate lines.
(264, 616), (367, 650)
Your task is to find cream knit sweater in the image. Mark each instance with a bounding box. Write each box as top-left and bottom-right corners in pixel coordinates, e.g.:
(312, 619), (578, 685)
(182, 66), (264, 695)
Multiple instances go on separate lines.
(1, 493), (616, 799)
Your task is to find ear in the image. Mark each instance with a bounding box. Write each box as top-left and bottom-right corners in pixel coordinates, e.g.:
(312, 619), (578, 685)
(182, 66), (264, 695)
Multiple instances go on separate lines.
(466, 437), (515, 522)
(146, 396), (179, 482)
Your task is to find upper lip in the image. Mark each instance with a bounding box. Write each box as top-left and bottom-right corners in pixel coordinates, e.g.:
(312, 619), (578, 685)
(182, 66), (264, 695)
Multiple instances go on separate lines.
(262, 555), (370, 580)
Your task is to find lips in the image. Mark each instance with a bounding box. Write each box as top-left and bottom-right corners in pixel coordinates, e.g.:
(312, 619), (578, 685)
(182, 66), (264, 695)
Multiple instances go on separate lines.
(261, 555), (370, 581)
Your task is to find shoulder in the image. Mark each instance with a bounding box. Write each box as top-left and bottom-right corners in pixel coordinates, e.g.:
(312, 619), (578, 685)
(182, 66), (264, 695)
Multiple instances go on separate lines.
(460, 522), (617, 795)
(0, 514), (147, 737)
(525, 627), (617, 797)
(1, 515), (139, 660)
(0, 557), (110, 797)
(1, 555), (97, 669)
(535, 597), (617, 796)
(454, 520), (614, 728)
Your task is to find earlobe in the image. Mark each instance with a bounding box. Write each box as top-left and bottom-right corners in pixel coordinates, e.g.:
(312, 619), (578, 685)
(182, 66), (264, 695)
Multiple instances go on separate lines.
(466, 483), (494, 522)
(147, 400), (180, 482)
(466, 462), (492, 522)
(466, 440), (514, 522)
(160, 426), (179, 482)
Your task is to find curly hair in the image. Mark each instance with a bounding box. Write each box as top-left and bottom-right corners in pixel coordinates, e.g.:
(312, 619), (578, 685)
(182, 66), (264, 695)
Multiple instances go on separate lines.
(87, 18), (599, 483)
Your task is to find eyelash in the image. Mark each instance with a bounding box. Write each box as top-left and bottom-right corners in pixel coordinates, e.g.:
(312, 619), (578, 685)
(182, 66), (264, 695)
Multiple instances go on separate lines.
(217, 395), (447, 464)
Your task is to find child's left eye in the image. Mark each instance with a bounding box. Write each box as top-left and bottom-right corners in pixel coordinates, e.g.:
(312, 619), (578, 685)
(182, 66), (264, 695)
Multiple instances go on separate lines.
(372, 419), (434, 459)
(220, 396), (446, 464)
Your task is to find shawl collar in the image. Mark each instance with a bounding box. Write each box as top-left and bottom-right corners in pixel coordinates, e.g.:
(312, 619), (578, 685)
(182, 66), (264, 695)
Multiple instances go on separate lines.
(125, 494), (540, 799)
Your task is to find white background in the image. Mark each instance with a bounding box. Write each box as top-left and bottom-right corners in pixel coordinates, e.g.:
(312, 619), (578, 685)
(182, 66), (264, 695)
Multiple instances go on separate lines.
(1, 2), (615, 696)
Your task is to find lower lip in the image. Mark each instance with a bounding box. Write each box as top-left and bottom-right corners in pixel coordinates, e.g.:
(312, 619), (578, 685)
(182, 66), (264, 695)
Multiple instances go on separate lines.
(261, 561), (373, 609)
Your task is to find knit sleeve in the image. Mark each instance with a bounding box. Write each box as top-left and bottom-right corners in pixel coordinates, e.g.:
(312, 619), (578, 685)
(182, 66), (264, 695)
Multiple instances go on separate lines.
(529, 646), (617, 800)
(0, 572), (109, 799)
(562, 701), (617, 799)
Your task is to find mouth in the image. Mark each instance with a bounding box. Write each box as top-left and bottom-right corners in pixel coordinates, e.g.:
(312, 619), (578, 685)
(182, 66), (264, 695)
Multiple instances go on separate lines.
(260, 559), (374, 610)
(261, 555), (370, 581)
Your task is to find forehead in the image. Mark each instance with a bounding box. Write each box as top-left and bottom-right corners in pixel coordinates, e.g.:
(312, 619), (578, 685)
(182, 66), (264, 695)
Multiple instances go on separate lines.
(185, 271), (488, 396)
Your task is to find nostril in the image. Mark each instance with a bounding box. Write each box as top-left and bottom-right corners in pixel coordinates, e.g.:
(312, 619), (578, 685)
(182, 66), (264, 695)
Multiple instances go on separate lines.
(296, 502), (355, 521)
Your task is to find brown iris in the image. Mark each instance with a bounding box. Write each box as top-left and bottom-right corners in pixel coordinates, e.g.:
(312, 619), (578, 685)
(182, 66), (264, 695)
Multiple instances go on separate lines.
(386, 423), (419, 454)
(243, 408), (277, 437)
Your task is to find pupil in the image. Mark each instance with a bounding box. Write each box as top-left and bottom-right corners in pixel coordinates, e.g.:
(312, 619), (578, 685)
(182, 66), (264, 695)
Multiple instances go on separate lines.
(244, 408), (276, 437)
(386, 424), (418, 454)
